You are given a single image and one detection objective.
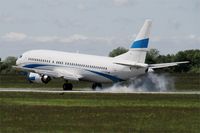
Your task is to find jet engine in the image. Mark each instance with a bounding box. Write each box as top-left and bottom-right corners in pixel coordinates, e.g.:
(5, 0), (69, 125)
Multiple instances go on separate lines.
(27, 72), (51, 84)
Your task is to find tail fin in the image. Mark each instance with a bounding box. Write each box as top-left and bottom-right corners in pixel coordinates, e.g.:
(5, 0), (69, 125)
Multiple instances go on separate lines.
(115, 19), (152, 63)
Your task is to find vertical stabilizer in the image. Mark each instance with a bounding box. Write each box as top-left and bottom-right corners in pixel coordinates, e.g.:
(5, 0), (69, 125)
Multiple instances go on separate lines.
(115, 20), (152, 63)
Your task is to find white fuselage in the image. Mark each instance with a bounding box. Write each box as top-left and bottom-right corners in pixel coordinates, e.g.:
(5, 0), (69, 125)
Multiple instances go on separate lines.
(16, 50), (147, 83)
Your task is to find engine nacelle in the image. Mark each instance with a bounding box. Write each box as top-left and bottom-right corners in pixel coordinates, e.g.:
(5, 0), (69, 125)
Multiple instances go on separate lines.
(27, 72), (51, 84)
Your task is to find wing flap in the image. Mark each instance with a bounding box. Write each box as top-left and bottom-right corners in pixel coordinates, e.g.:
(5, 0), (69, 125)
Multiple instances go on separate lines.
(54, 68), (82, 81)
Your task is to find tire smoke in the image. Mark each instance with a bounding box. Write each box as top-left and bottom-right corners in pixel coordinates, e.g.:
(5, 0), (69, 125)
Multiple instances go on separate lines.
(101, 73), (175, 93)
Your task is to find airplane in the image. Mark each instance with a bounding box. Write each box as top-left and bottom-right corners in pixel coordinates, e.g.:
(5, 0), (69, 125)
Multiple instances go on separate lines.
(14, 20), (188, 90)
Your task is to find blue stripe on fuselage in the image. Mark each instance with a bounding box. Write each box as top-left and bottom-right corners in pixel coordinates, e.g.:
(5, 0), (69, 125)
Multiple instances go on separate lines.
(88, 70), (124, 83)
(23, 64), (51, 68)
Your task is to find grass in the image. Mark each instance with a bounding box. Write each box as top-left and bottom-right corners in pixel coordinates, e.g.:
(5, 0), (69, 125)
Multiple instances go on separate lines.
(0, 92), (200, 133)
(173, 73), (200, 91)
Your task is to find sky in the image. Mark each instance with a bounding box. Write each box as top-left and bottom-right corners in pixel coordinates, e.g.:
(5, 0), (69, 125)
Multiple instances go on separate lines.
(0, 0), (199, 59)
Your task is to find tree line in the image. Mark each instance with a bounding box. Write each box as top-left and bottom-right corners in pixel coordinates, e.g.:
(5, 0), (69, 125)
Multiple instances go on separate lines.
(0, 48), (200, 74)
(0, 56), (17, 74)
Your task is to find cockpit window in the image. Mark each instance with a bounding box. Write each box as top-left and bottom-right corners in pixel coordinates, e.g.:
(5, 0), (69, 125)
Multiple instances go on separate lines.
(19, 55), (22, 58)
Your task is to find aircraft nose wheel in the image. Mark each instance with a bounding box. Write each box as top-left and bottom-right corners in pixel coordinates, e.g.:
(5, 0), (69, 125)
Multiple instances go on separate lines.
(63, 83), (73, 90)
(92, 83), (102, 90)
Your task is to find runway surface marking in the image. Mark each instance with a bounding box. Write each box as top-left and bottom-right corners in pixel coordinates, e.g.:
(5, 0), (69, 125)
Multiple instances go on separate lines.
(0, 89), (200, 94)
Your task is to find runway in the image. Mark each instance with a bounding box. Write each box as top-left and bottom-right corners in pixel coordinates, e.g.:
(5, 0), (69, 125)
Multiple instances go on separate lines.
(0, 88), (200, 94)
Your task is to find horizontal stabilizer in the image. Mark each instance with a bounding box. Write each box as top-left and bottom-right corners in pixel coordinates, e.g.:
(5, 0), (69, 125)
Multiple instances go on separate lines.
(148, 61), (189, 69)
(113, 61), (148, 68)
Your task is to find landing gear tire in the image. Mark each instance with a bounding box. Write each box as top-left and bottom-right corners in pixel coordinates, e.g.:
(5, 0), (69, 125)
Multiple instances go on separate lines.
(92, 83), (102, 90)
(63, 83), (73, 91)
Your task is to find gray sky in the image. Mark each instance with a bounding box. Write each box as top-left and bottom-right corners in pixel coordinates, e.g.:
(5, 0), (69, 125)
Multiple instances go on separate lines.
(0, 0), (200, 59)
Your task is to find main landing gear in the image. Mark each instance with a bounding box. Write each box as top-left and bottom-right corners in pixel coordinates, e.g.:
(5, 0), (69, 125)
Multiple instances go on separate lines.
(62, 82), (102, 91)
(63, 83), (73, 90)
(92, 83), (102, 90)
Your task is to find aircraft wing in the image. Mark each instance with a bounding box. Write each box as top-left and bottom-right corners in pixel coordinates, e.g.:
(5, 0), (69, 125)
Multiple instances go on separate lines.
(13, 66), (82, 81)
(53, 68), (82, 81)
(148, 61), (189, 69)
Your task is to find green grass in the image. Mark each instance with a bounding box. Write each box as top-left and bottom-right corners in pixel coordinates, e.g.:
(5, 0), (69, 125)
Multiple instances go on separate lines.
(0, 92), (200, 133)
(173, 73), (200, 91)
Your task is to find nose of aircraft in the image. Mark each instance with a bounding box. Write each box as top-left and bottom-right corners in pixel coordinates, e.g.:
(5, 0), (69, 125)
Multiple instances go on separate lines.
(16, 55), (23, 65)
(16, 59), (20, 65)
